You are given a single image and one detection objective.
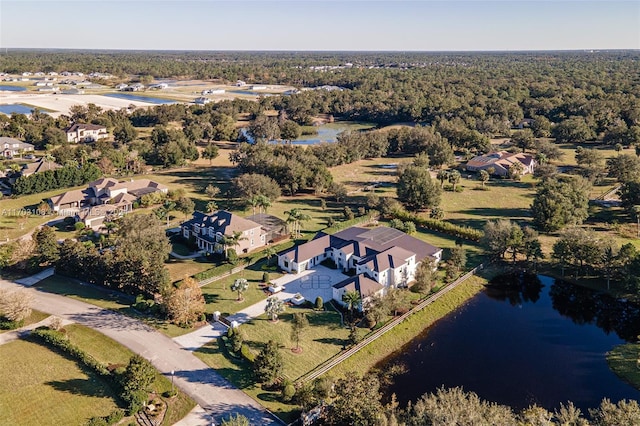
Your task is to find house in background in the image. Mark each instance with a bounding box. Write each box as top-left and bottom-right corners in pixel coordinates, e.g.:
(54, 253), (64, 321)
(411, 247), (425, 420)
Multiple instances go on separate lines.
(66, 123), (109, 143)
(278, 226), (442, 308)
(465, 151), (536, 177)
(21, 158), (62, 176)
(48, 178), (168, 228)
(1, 137), (34, 159)
(181, 211), (267, 255)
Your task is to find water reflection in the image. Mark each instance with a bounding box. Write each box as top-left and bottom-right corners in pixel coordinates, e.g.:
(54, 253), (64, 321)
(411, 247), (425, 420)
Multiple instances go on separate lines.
(376, 275), (640, 412)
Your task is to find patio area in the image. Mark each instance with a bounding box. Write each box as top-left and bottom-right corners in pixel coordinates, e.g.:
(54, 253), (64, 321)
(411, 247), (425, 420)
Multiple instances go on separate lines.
(269, 264), (349, 305)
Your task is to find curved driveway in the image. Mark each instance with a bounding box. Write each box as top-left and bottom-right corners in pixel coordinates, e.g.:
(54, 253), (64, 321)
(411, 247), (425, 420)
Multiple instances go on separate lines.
(0, 277), (280, 426)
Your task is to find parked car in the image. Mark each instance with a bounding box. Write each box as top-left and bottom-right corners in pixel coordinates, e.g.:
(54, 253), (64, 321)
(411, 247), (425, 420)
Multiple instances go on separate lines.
(24, 154), (34, 160)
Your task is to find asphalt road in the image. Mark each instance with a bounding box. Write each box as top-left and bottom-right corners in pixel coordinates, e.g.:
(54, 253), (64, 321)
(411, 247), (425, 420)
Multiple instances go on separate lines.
(0, 277), (282, 426)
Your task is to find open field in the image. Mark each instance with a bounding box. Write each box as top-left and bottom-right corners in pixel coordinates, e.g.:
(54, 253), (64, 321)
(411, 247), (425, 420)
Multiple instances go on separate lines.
(36, 275), (134, 313)
(0, 339), (121, 426)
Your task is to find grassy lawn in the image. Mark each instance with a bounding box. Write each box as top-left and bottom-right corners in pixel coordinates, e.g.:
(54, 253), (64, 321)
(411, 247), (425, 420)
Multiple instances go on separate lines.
(0, 309), (50, 334)
(328, 275), (487, 379)
(607, 343), (640, 391)
(195, 307), (348, 423)
(35, 275), (134, 314)
(166, 258), (214, 283)
(64, 324), (196, 425)
(0, 339), (121, 426)
(200, 265), (282, 317)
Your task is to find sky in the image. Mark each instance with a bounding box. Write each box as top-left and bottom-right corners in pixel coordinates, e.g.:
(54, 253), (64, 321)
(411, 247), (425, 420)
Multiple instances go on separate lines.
(0, 1), (638, 51)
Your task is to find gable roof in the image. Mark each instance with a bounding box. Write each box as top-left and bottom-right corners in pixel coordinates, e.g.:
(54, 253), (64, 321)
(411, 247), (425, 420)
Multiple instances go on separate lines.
(1, 137), (34, 150)
(21, 158), (62, 175)
(66, 123), (107, 133)
(467, 151), (535, 171)
(183, 211), (263, 236)
(333, 274), (384, 298)
(279, 226), (441, 265)
(49, 188), (94, 207)
(360, 246), (415, 273)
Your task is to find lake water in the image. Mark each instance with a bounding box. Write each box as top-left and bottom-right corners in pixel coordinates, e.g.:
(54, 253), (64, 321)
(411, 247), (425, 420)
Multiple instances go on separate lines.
(0, 85), (27, 92)
(241, 121), (376, 145)
(0, 104), (35, 115)
(378, 274), (640, 412)
(103, 93), (177, 104)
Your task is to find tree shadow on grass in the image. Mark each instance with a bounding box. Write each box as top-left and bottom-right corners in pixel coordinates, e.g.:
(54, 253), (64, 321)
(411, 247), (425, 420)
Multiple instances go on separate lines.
(456, 207), (531, 220)
(314, 337), (348, 347)
(256, 392), (282, 403)
(45, 378), (119, 400)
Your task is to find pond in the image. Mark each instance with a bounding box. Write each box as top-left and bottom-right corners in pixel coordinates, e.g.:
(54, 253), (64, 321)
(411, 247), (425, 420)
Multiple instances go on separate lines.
(0, 85), (27, 92)
(378, 274), (640, 413)
(103, 93), (177, 104)
(0, 103), (35, 115)
(241, 121), (376, 145)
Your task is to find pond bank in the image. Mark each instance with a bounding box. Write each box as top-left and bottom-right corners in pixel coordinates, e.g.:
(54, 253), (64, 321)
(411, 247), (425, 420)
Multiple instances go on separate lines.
(325, 274), (486, 379)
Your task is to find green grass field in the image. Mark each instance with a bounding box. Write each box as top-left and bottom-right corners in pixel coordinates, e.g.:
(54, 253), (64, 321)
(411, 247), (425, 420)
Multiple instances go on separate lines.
(35, 275), (134, 313)
(607, 343), (640, 391)
(195, 307), (349, 423)
(0, 339), (121, 426)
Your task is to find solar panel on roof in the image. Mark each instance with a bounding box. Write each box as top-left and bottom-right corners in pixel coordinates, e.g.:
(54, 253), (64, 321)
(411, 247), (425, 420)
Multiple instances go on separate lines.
(359, 227), (403, 245)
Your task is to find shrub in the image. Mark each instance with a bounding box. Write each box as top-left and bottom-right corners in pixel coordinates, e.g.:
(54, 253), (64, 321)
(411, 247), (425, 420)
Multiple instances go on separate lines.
(315, 296), (324, 310)
(106, 409), (124, 425)
(240, 343), (256, 363)
(122, 389), (147, 415)
(74, 222), (86, 231)
(282, 383), (296, 402)
(163, 389), (178, 398)
(262, 271), (270, 283)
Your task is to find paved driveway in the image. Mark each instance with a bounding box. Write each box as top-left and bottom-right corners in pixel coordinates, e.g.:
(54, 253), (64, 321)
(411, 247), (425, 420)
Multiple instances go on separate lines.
(0, 277), (281, 426)
(174, 265), (350, 350)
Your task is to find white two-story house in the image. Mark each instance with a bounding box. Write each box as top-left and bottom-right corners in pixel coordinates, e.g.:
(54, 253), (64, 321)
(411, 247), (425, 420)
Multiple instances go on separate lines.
(278, 226), (442, 308)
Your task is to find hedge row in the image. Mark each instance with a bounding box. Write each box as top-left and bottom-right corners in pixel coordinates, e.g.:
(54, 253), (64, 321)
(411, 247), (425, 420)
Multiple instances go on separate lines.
(393, 211), (484, 241)
(30, 328), (110, 377)
(324, 211), (379, 234)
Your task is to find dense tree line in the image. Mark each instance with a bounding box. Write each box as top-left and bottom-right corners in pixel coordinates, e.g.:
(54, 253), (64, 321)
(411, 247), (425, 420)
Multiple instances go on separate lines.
(55, 215), (171, 297)
(12, 162), (101, 195)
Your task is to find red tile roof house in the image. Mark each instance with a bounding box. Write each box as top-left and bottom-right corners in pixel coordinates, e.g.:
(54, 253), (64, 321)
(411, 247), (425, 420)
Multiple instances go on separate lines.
(48, 178), (168, 228)
(65, 123), (109, 143)
(465, 151), (536, 177)
(181, 211), (267, 255)
(277, 226), (442, 309)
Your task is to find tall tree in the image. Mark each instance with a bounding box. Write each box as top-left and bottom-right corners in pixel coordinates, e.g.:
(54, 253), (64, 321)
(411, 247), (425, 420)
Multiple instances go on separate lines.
(397, 164), (442, 211)
(290, 312), (309, 352)
(164, 276), (205, 327)
(531, 177), (590, 233)
(253, 340), (283, 384)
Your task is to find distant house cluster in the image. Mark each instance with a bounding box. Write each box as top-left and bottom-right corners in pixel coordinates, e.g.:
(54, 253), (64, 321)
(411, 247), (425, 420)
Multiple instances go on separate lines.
(1, 137), (34, 159)
(181, 211), (267, 255)
(278, 226), (442, 307)
(65, 123), (109, 143)
(116, 83), (145, 92)
(466, 151), (536, 177)
(48, 178), (168, 228)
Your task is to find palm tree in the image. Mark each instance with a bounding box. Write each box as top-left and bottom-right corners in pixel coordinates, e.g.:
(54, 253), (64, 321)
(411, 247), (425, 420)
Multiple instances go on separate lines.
(265, 296), (285, 322)
(44, 153), (56, 171)
(206, 201), (218, 214)
(284, 208), (301, 236)
(223, 231), (247, 258)
(297, 212), (311, 236)
(436, 170), (448, 188)
(264, 246), (277, 266)
(230, 278), (249, 301)
(342, 290), (361, 320)
(256, 195), (271, 214)
(479, 169), (490, 188)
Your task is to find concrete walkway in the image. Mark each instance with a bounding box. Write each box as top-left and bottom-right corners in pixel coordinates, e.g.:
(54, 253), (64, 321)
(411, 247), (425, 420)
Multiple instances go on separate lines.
(0, 274), (282, 426)
(14, 267), (54, 286)
(173, 265), (346, 351)
(0, 315), (75, 346)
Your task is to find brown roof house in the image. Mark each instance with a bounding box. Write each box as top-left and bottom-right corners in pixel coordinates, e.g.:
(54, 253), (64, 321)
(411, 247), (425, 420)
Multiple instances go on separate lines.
(465, 151), (536, 177)
(48, 178), (168, 228)
(20, 158), (62, 176)
(278, 226), (442, 309)
(181, 211), (267, 255)
(66, 123), (109, 143)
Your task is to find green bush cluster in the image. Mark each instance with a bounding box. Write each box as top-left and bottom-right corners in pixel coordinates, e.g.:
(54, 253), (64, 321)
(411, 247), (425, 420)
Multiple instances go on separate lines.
(393, 211), (483, 241)
(324, 212), (379, 234)
(13, 163), (101, 195)
(85, 409), (124, 426)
